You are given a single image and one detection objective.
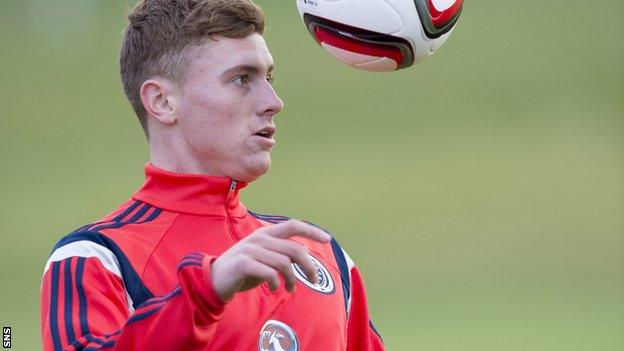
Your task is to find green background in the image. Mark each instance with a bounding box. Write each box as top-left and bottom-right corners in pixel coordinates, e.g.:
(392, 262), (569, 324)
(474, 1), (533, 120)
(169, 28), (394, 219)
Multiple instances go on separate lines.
(1, 0), (622, 350)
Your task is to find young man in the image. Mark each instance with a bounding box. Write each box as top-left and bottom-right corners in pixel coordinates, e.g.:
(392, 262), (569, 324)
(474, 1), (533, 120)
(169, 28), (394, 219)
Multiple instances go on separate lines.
(40, 1), (385, 350)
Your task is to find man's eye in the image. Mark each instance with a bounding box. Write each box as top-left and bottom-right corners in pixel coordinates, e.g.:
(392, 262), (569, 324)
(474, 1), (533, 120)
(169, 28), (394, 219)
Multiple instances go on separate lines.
(266, 75), (275, 85)
(233, 75), (249, 86)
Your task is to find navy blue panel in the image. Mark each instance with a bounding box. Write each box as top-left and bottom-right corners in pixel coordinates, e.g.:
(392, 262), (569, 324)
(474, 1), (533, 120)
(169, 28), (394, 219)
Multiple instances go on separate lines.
(369, 319), (384, 342)
(133, 284), (155, 309)
(51, 231), (154, 309)
(75, 257), (89, 336)
(63, 257), (76, 344)
(330, 237), (351, 315)
(49, 261), (62, 351)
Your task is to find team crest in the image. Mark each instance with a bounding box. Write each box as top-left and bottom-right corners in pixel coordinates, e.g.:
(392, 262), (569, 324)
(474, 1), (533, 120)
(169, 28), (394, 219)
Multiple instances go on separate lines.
(258, 320), (299, 351)
(292, 254), (335, 294)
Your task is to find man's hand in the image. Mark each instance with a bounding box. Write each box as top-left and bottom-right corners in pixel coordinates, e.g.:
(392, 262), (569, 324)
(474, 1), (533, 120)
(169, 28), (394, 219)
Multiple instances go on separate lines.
(210, 219), (332, 303)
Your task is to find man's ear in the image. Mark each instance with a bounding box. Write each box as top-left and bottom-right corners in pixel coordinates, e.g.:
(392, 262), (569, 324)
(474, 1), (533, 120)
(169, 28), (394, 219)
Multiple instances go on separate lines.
(140, 78), (178, 125)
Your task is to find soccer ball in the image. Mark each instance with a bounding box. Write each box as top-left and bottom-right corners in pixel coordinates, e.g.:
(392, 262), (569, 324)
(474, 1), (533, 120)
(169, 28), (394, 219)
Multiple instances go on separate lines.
(296, 0), (463, 72)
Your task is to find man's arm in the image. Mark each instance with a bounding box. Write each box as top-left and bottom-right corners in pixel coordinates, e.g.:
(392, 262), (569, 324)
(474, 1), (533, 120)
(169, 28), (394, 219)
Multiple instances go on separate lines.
(41, 252), (224, 351)
(331, 240), (385, 351)
(346, 266), (386, 351)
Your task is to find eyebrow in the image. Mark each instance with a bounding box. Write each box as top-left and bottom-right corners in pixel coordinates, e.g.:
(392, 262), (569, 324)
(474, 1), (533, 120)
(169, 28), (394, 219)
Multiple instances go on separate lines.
(222, 63), (274, 77)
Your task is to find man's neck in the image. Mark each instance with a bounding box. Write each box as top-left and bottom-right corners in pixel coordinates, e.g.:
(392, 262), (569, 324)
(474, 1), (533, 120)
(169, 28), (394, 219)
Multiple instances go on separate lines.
(149, 141), (220, 176)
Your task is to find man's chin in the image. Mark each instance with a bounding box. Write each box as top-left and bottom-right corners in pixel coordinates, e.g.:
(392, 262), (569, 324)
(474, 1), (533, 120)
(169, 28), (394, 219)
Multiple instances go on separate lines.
(233, 159), (271, 183)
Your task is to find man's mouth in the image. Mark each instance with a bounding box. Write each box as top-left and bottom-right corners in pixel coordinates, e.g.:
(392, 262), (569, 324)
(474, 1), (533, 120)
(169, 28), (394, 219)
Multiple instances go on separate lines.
(254, 126), (276, 139)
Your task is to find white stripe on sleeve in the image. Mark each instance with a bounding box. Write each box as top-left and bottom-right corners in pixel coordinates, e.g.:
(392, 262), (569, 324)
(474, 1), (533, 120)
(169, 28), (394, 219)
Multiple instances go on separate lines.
(43, 240), (135, 314)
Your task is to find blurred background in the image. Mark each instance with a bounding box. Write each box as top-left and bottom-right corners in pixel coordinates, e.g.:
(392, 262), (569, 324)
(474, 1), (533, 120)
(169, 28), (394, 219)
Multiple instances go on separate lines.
(1, 0), (622, 350)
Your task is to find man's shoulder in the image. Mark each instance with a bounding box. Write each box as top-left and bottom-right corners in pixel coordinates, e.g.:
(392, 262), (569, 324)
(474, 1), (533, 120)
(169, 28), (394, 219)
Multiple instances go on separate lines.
(44, 199), (176, 310)
(48, 199), (177, 271)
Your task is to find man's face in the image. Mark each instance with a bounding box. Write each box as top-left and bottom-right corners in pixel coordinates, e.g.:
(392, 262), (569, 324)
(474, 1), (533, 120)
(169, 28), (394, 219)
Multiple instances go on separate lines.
(174, 33), (283, 182)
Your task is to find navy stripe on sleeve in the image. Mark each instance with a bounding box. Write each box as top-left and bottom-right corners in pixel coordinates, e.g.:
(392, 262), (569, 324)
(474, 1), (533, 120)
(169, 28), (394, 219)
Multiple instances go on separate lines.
(75, 257), (89, 337)
(82, 334), (117, 351)
(179, 256), (203, 264)
(71, 330), (120, 350)
(63, 261), (184, 351)
(137, 286), (182, 309)
(82, 344), (115, 351)
(63, 257), (76, 344)
(126, 306), (164, 325)
(80, 334), (111, 346)
(185, 252), (205, 259)
(177, 253), (204, 271)
(177, 261), (203, 271)
(49, 261), (62, 351)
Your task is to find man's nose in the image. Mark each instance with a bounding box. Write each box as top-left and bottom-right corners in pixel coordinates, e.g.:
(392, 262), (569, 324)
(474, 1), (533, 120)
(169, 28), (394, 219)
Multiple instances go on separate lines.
(259, 81), (284, 116)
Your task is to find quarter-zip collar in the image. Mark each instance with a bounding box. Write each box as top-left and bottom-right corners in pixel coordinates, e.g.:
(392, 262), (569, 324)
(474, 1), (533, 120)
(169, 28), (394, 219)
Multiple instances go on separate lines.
(132, 162), (248, 217)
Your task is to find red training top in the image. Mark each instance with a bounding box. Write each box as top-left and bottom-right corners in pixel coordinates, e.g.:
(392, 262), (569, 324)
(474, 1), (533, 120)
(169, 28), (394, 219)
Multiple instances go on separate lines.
(41, 163), (385, 351)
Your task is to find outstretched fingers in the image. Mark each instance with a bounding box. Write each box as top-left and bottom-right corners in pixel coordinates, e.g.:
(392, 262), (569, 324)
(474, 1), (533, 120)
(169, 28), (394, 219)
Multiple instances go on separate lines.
(265, 219), (331, 243)
(210, 219), (332, 301)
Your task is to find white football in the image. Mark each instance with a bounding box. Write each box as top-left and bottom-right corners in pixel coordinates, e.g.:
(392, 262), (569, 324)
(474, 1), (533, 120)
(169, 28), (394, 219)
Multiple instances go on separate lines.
(296, 0), (463, 71)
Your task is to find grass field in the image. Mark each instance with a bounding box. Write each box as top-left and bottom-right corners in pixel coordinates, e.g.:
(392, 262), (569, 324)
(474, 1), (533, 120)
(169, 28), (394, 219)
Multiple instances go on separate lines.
(0, 0), (623, 350)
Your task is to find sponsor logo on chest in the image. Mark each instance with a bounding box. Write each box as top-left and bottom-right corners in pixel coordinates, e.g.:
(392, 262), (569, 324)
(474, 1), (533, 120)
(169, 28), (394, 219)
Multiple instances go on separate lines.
(258, 320), (299, 351)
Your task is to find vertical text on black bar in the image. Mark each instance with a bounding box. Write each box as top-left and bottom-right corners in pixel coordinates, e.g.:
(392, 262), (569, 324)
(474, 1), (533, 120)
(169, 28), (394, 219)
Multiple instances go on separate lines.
(2, 327), (10, 349)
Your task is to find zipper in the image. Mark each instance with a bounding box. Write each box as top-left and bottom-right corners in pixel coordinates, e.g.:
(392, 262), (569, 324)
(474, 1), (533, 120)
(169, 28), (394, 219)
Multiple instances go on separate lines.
(225, 179), (240, 242)
(229, 179), (237, 192)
